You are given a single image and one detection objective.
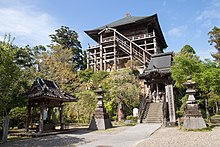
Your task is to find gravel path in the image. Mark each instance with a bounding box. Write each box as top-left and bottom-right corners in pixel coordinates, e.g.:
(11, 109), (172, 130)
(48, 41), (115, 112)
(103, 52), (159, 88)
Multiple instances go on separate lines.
(135, 126), (220, 147)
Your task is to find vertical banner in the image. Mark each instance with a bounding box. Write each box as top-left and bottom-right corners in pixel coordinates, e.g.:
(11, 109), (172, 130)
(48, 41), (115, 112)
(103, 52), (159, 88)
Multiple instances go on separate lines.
(166, 84), (176, 123)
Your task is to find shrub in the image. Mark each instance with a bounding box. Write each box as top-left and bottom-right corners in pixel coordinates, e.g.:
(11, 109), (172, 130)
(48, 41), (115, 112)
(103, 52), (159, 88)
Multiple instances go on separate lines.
(126, 115), (138, 122)
(9, 107), (27, 129)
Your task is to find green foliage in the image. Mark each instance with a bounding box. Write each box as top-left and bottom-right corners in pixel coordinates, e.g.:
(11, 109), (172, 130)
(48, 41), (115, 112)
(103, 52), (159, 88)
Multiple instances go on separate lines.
(172, 45), (220, 118)
(0, 34), (29, 114)
(9, 107), (27, 129)
(208, 26), (220, 63)
(78, 68), (94, 83)
(91, 70), (109, 89)
(14, 45), (46, 68)
(49, 26), (84, 69)
(103, 69), (140, 117)
(38, 47), (79, 93)
(180, 45), (196, 54)
(78, 69), (109, 90)
(126, 115), (138, 122)
(171, 51), (201, 89)
(64, 90), (97, 123)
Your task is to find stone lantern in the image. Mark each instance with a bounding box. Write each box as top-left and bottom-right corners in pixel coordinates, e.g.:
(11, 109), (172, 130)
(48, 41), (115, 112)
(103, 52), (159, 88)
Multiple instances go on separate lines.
(89, 86), (112, 130)
(183, 76), (206, 129)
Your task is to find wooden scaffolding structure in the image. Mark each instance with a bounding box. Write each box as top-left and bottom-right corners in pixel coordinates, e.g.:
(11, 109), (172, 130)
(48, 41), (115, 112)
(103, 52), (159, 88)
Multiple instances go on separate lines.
(85, 14), (167, 71)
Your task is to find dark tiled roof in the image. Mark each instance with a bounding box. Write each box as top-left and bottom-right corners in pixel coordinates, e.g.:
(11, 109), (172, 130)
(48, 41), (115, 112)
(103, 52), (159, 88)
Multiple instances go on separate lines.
(27, 78), (77, 102)
(94, 16), (148, 30)
(139, 52), (173, 78)
(85, 14), (167, 48)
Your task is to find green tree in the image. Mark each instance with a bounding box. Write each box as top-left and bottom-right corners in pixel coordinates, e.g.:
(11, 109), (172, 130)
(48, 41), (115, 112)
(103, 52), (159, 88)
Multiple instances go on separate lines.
(49, 26), (84, 69)
(194, 60), (220, 120)
(64, 90), (96, 123)
(171, 46), (202, 116)
(208, 26), (220, 62)
(78, 69), (109, 90)
(103, 69), (140, 121)
(0, 35), (31, 142)
(172, 45), (220, 119)
(14, 45), (46, 68)
(180, 45), (196, 54)
(171, 51), (201, 89)
(38, 46), (79, 93)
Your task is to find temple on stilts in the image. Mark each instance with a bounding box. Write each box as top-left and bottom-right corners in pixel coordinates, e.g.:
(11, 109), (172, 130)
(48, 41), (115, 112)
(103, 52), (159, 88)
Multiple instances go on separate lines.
(85, 13), (176, 126)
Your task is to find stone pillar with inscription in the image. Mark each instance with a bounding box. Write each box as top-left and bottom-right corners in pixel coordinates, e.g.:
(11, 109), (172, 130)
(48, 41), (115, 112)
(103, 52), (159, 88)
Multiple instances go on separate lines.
(183, 76), (206, 129)
(165, 84), (176, 126)
(89, 86), (112, 130)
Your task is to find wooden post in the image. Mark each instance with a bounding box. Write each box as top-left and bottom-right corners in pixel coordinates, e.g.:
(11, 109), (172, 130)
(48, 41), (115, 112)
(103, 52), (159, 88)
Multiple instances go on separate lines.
(113, 31), (117, 70)
(144, 40), (147, 68)
(153, 29), (157, 54)
(26, 105), (31, 132)
(94, 49), (97, 71)
(156, 83), (159, 102)
(39, 103), (44, 133)
(130, 42), (133, 68)
(100, 34), (103, 70)
(87, 51), (89, 69)
(60, 104), (64, 130)
(104, 48), (107, 71)
(48, 107), (52, 121)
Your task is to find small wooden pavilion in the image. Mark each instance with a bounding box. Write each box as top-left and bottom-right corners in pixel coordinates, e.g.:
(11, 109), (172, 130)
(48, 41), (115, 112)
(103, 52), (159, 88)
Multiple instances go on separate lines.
(26, 78), (77, 133)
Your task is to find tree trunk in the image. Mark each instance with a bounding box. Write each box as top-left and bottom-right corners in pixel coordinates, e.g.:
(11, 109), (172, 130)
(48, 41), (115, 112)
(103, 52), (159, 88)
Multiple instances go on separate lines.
(215, 102), (219, 114)
(2, 116), (9, 143)
(205, 97), (210, 122)
(117, 102), (125, 122)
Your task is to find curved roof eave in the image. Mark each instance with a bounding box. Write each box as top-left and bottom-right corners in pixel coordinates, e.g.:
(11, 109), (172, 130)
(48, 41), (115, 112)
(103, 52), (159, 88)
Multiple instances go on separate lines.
(85, 14), (168, 48)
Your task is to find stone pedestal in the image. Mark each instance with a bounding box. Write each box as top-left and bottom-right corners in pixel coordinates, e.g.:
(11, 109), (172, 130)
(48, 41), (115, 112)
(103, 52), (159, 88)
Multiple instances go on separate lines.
(183, 76), (206, 129)
(183, 103), (206, 129)
(89, 87), (112, 130)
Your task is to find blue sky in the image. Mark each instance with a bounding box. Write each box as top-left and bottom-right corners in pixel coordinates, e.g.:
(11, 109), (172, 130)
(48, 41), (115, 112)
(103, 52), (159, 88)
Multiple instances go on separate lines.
(0, 0), (220, 60)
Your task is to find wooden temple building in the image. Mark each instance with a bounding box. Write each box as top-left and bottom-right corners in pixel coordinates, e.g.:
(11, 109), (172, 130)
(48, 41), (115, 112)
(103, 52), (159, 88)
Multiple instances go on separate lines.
(26, 78), (77, 133)
(85, 14), (167, 72)
(85, 14), (176, 125)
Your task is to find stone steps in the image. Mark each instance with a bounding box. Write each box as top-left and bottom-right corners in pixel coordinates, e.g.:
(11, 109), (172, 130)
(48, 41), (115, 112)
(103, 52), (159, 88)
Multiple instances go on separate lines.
(144, 102), (163, 123)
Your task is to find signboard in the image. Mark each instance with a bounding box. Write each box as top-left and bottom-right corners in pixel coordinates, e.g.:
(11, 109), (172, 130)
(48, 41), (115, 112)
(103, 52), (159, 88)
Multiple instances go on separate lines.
(166, 85), (176, 123)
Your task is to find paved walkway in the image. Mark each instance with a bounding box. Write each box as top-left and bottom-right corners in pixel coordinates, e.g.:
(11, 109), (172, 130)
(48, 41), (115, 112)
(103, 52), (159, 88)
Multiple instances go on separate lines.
(1, 123), (161, 147)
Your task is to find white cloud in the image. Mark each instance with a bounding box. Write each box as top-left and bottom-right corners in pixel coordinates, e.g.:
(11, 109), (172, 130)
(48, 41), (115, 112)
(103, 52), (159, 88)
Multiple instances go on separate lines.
(196, 0), (220, 28)
(0, 0), (59, 47)
(196, 10), (220, 21)
(167, 26), (187, 38)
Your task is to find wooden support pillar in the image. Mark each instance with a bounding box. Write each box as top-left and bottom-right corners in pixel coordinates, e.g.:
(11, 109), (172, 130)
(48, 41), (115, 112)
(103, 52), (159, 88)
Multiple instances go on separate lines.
(48, 107), (52, 120)
(104, 48), (107, 71)
(113, 31), (117, 70)
(153, 29), (157, 54)
(60, 104), (64, 130)
(87, 51), (89, 69)
(26, 104), (31, 132)
(39, 104), (44, 132)
(39, 102), (44, 133)
(144, 40), (147, 68)
(100, 34), (103, 70)
(100, 47), (103, 70)
(130, 42), (133, 69)
(94, 49), (97, 71)
(156, 83), (159, 101)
